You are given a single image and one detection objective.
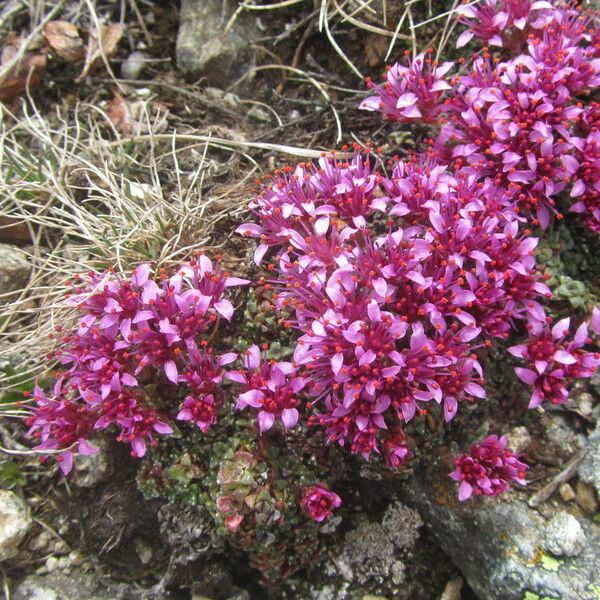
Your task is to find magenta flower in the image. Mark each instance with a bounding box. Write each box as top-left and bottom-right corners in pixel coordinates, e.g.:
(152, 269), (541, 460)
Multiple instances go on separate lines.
(239, 149), (550, 464)
(177, 394), (217, 433)
(449, 434), (528, 501)
(456, 0), (553, 49)
(360, 52), (453, 123)
(229, 345), (307, 432)
(25, 379), (97, 475)
(300, 484), (342, 522)
(384, 432), (411, 469)
(569, 126), (600, 233)
(28, 255), (246, 471)
(509, 316), (600, 408)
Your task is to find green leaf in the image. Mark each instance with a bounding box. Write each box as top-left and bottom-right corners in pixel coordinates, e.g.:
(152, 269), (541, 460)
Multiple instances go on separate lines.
(0, 461), (27, 489)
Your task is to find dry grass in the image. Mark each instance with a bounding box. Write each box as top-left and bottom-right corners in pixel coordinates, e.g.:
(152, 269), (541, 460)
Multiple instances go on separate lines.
(0, 97), (262, 395)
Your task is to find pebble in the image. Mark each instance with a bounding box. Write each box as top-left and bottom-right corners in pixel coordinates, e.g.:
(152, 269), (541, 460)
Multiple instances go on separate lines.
(134, 536), (153, 565)
(0, 490), (33, 560)
(559, 483), (575, 502)
(575, 481), (599, 514)
(121, 51), (147, 80)
(508, 426), (531, 454)
(440, 577), (463, 600)
(544, 511), (586, 557)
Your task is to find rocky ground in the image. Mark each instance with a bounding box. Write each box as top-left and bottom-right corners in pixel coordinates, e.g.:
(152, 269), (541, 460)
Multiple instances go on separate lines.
(1, 1), (600, 599)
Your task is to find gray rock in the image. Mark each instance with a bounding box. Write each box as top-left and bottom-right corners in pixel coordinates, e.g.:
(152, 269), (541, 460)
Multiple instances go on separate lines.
(343, 521), (405, 585)
(0, 243), (30, 296)
(176, 0), (259, 86)
(11, 570), (118, 600)
(507, 425), (531, 454)
(0, 490), (32, 560)
(341, 501), (422, 589)
(579, 419), (600, 495)
(158, 503), (224, 565)
(402, 473), (600, 600)
(544, 511), (586, 557)
(381, 501), (422, 550)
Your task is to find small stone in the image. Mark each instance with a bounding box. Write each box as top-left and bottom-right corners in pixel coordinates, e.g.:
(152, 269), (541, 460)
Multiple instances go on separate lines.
(559, 483), (575, 502)
(121, 51), (146, 80)
(575, 481), (599, 514)
(0, 243), (31, 296)
(134, 536), (153, 565)
(508, 426), (531, 454)
(176, 0), (260, 87)
(247, 105), (271, 123)
(440, 577), (463, 600)
(68, 550), (84, 566)
(0, 490), (32, 560)
(50, 539), (69, 555)
(544, 511), (586, 557)
(29, 530), (52, 552)
(45, 556), (59, 573)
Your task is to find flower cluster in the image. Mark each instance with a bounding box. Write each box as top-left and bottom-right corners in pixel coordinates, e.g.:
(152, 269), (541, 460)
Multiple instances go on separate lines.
(229, 344), (307, 433)
(449, 434), (528, 501)
(456, 0), (554, 49)
(361, 50), (453, 123)
(238, 149), (550, 462)
(26, 257), (248, 472)
(362, 1), (600, 232)
(300, 484), (342, 522)
(509, 311), (600, 407)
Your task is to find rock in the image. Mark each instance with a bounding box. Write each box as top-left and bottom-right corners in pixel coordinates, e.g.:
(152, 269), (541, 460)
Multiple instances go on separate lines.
(121, 51), (146, 79)
(508, 426), (531, 454)
(381, 501), (423, 550)
(559, 483), (576, 502)
(44, 556), (59, 573)
(543, 413), (586, 457)
(401, 472), (600, 600)
(575, 481), (599, 514)
(343, 521), (405, 585)
(71, 439), (110, 488)
(0, 490), (32, 560)
(439, 577), (463, 600)
(544, 512), (586, 557)
(11, 569), (119, 600)
(158, 503), (225, 565)
(134, 536), (153, 565)
(0, 243), (30, 296)
(176, 0), (259, 87)
(579, 419), (600, 495)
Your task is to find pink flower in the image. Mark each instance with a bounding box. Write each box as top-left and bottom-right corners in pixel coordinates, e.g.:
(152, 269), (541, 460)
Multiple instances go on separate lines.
(177, 394), (217, 433)
(455, 0), (553, 49)
(27, 254), (246, 471)
(239, 150), (549, 464)
(229, 345), (307, 433)
(25, 379), (98, 475)
(300, 484), (342, 522)
(509, 316), (600, 408)
(384, 432), (411, 469)
(449, 434), (528, 501)
(361, 51), (453, 123)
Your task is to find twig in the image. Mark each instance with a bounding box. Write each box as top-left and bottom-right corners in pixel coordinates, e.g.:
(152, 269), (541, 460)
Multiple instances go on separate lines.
(275, 20), (316, 94)
(528, 448), (586, 508)
(128, 0), (152, 47)
(105, 132), (334, 158)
